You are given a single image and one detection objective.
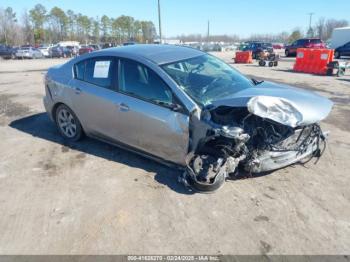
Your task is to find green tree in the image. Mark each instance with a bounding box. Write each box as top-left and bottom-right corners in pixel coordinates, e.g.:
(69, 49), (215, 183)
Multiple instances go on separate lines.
(101, 15), (111, 41)
(111, 18), (121, 43)
(288, 29), (303, 43)
(29, 4), (47, 43)
(141, 21), (157, 43)
(115, 15), (134, 41)
(66, 10), (76, 40)
(49, 7), (68, 41)
(133, 20), (142, 42)
(0, 7), (17, 45)
(76, 14), (91, 43)
(21, 10), (34, 45)
(92, 17), (100, 42)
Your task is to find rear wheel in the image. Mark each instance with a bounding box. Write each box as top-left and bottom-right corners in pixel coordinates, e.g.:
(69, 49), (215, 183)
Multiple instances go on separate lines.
(268, 61), (274, 67)
(285, 50), (289, 57)
(55, 104), (83, 141)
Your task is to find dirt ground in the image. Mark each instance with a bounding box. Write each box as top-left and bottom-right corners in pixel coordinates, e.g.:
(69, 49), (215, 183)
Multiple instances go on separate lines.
(0, 53), (349, 255)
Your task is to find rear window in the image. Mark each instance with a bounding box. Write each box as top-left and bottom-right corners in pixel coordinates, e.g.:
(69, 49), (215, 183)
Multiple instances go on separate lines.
(309, 39), (322, 43)
(74, 57), (114, 89)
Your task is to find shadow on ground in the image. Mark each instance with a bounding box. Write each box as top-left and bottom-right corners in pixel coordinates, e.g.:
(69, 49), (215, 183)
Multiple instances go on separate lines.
(10, 112), (192, 195)
(337, 78), (350, 83)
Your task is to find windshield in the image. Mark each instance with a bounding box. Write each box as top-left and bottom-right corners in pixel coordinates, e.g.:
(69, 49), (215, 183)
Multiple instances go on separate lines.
(161, 54), (253, 106)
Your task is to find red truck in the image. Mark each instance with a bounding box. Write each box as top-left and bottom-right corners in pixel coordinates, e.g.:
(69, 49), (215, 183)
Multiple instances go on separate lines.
(285, 38), (326, 57)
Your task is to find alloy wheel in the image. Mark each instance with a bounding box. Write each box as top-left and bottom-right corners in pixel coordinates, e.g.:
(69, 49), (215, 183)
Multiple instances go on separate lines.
(57, 108), (77, 138)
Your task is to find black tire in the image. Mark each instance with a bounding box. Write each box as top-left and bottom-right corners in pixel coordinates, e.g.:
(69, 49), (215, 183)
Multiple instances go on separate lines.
(274, 61), (278, 66)
(259, 60), (266, 66)
(268, 61), (273, 67)
(184, 167), (226, 193)
(285, 50), (289, 57)
(334, 51), (341, 59)
(55, 104), (83, 142)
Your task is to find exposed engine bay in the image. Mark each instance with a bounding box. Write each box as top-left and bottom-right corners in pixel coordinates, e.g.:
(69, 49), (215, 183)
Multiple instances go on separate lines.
(181, 103), (328, 192)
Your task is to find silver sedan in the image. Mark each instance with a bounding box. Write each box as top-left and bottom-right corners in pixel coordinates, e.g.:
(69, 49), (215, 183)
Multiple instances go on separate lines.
(15, 47), (43, 59)
(43, 45), (333, 191)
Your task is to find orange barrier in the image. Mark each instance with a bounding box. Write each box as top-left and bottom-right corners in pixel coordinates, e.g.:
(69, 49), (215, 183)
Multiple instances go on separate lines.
(234, 51), (253, 64)
(293, 48), (334, 75)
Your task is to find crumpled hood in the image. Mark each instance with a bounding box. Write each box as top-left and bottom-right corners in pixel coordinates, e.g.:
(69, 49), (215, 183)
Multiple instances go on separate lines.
(211, 81), (333, 127)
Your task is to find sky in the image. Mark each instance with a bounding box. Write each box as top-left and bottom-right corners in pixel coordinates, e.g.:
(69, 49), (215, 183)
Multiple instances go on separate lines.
(1, 0), (349, 38)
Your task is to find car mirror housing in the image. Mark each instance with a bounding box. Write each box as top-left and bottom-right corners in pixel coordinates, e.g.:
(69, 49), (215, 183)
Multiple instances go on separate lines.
(170, 103), (183, 112)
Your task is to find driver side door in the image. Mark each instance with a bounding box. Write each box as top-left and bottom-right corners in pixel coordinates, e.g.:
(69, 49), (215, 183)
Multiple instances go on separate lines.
(113, 58), (190, 164)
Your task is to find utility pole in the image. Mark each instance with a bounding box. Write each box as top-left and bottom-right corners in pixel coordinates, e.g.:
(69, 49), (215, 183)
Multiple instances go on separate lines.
(207, 20), (210, 43)
(307, 12), (314, 37)
(158, 0), (162, 43)
(308, 12), (314, 30)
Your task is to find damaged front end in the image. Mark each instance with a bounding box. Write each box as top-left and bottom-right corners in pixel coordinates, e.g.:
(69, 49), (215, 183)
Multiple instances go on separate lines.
(181, 95), (331, 192)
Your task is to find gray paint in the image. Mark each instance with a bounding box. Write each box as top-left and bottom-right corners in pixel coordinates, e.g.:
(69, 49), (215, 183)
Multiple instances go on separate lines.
(44, 45), (333, 168)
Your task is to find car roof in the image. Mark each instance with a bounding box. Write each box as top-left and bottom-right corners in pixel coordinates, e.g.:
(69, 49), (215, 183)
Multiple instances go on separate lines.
(299, 38), (321, 40)
(93, 44), (205, 65)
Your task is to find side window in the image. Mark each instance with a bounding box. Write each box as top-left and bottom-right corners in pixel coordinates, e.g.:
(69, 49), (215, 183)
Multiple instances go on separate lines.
(119, 59), (173, 104)
(74, 60), (85, 81)
(85, 58), (114, 88)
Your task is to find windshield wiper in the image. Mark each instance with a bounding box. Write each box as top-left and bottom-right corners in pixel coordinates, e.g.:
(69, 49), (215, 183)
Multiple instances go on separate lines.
(252, 78), (264, 85)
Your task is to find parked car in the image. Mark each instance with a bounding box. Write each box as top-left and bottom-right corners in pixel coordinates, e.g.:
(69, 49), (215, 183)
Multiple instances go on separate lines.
(334, 41), (350, 58)
(78, 45), (95, 55)
(202, 43), (222, 52)
(285, 38), (326, 57)
(330, 27), (350, 49)
(242, 42), (273, 59)
(272, 43), (284, 49)
(89, 44), (101, 50)
(102, 43), (118, 49)
(15, 47), (43, 59)
(38, 46), (50, 57)
(123, 42), (136, 46)
(43, 45), (332, 192)
(0, 45), (16, 59)
(66, 46), (79, 57)
(50, 46), (73, 58)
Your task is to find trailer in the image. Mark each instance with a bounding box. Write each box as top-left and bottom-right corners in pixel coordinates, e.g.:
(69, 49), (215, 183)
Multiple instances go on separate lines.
(331, 27), (350, 49)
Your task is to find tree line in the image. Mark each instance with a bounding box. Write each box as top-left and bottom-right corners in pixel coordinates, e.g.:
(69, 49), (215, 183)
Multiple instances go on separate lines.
(0, 4), (157, 46)
(176, 18), (348, 45)
(0, 4), (348, 46)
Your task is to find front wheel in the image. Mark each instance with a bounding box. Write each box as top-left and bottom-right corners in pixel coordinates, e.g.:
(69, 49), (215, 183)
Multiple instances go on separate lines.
(55, 104), (83, 141)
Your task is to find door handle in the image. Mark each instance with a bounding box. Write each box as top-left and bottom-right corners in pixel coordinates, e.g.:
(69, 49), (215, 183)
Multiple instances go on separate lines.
(119, 103), (129, 112)
(74, 87), (82, 94)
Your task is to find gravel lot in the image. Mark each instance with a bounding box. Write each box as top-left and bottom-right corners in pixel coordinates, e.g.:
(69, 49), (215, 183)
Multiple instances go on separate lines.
(0, 53), (349, 255)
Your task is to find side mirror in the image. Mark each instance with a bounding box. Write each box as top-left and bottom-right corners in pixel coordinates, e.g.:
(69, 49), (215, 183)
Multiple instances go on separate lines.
(170, 103), (183, 112)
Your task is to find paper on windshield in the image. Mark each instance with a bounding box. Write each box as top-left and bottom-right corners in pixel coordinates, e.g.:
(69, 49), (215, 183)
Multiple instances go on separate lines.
(93, 61), (110, 78)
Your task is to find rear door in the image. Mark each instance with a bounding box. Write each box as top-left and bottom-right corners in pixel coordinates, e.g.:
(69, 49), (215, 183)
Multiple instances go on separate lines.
(113, 58), (189, 164)
(69, 56), (123, 139)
